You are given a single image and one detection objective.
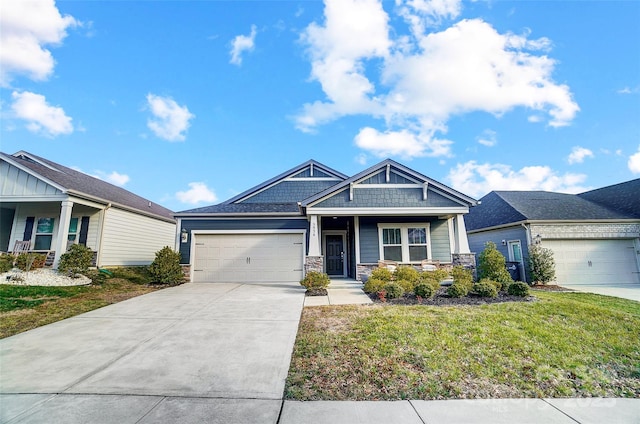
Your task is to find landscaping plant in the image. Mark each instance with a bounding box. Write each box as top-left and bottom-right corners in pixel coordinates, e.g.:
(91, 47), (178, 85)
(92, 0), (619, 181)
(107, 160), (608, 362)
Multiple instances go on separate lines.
(383, 282), (404, 299)
(369, 267), (393, 282)
(447, 282), (468, 298)
(473, 280), (498, 298)
(15, 253), (47, 272)
(148, 246), (184, 284)
(393, 266), (419, 283)
(363, 278), (386, 294)
(58, 245), (93, 276)
(477, 242), (513, 285)
(414, 282), (435, 299)
(300, 271), (330, 290)
(527, 244), (556, 285)
(508, 281), (530, 297)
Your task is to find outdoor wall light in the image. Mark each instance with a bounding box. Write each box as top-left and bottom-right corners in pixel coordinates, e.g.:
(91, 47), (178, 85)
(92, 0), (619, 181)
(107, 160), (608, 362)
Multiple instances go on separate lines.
(181, 228), (188, 243)
(534, 234), (542, 245)
(501, 240), (506, 246)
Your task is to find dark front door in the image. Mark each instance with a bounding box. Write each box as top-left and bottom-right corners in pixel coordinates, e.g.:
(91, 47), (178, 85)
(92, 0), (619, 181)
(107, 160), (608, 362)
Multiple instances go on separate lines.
(325, 235), (344, 276)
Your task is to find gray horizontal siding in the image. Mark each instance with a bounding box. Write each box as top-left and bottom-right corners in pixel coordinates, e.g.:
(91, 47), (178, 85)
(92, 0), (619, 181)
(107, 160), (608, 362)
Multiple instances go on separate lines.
(242, 180), (337, 203)
(430, 220), (452, 262)
(316, 187), (462, 208)
(180, 218), (308, 263)
(467, 226), (530, 281)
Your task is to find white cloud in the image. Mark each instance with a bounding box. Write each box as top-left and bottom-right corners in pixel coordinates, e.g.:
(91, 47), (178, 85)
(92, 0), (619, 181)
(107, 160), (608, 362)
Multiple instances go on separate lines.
(629, 146), (640, 174)
(0, 0), (78, 86)
(176, 182), (217, 205)
(100, 171), (130, 186)
(477, 129), (497, 147)
(446, 161), (589, 198)
(146, 94), (194, 142)
(11, 91), (73, 136)
(617, 86), (639, 95)
(297, 1), (579, 159)
(567, 146), (594, 164)
(354, 127), (452, 158)
(230, 25), (257, 66)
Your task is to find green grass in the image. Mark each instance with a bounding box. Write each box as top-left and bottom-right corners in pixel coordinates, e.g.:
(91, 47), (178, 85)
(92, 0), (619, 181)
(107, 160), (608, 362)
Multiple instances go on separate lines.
(286, 291), (640, 400)
(0, 279), (162, 338)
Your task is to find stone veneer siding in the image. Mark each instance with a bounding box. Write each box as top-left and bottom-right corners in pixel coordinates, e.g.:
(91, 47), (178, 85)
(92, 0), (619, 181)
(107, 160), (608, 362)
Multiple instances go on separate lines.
(305, 256), (324, 274)
(530, 223), (640, 239)
(356, 263), (377, 281)
(452, 253), (477, 279)
(181, 264), (191, 283)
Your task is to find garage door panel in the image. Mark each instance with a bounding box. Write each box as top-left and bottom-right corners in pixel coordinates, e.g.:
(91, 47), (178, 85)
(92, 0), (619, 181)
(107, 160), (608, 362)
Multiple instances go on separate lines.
(193, 233), (304, 283)
(543, 239), (639, 285)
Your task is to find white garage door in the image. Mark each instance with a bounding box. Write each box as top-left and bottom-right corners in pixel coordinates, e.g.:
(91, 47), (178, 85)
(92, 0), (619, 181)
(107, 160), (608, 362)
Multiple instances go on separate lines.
(543, 239), (639, 285)
(192, 233), (304, 283)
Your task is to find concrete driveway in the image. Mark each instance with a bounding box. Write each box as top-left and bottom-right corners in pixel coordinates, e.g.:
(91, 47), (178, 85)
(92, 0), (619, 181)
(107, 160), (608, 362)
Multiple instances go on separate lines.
(562, 283), (640, 302)
(0, 282), (306, 423)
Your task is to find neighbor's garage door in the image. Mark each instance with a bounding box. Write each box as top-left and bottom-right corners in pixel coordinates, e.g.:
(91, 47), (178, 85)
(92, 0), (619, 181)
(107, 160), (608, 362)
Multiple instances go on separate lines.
(543, 239), (639, 285)
(192, 233), (304, 283)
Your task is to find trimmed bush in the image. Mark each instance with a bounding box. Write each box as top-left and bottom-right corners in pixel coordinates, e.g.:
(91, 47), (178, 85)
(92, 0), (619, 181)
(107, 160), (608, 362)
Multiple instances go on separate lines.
(394, 266), (420, 283)
(15, 253), (47, 271)
(300, 271), (330, 290)
(477, 242), (513, 285)
(370, 267), (393, 282)
(383, 282), (404, 299)
(58, 244), (93, 276)
(414, 282), (435, 298)
(452, 266), (474, 292)
(447, 282), (468, 298)
(480, 278), (502, 292)
(528, 244), (556, 285)
(428, 268), (450, 283)
(396, 278), (415, 294)
(363, 278), (386, 294)
(149, 247), (184, 284)
(0, 254), (14, 272)
(508, 281), (530, 297)
(473, 280), (498, 298)
(84, 269), (108, 285)
(418, 273), (441, 292)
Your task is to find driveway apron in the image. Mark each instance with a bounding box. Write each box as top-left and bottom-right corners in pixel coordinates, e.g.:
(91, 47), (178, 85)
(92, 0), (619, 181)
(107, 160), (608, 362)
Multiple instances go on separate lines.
(0, 282), (306, 423)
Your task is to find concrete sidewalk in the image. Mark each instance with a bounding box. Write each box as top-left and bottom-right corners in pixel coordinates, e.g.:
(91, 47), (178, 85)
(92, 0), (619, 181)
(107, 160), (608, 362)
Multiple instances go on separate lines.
(304, 278), (372, 306)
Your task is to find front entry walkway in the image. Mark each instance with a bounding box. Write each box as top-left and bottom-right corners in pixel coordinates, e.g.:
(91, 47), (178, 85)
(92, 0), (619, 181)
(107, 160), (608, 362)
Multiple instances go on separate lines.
(304, 279), (372, 306)
(0, 282), (306, 423)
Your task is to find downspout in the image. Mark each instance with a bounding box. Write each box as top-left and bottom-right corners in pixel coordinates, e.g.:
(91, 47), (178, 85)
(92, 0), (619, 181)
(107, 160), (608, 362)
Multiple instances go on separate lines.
(520, 223), (530, 284)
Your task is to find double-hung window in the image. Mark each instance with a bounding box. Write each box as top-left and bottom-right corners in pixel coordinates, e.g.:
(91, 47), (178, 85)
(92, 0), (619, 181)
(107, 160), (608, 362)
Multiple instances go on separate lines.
(34, 218), (55, 250)
(379, 224), (431, 263)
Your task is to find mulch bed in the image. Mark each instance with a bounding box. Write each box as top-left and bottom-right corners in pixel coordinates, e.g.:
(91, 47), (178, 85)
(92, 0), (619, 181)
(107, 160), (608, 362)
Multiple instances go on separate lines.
(368, 288), (537, 306)
(530, 284), (574, 292)
(305, 288), (328, 296)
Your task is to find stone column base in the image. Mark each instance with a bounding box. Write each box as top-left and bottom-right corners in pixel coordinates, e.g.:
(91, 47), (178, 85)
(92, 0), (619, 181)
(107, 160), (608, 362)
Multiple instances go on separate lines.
(305, 256), (324, 274)
(452, 253), (477, 279)
(181, 264), (191, 283)
(356, 264), (378, 281)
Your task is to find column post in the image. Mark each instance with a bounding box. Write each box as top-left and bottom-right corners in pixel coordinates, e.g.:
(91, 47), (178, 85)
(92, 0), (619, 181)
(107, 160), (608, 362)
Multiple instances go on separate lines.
(53, 200), (74, 268)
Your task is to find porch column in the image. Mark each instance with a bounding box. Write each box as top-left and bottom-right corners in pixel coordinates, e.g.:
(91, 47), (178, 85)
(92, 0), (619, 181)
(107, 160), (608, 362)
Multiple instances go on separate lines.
(308, 214), (321, 256)
(53, 200), (74, 268)
(453, 214), (470, 254)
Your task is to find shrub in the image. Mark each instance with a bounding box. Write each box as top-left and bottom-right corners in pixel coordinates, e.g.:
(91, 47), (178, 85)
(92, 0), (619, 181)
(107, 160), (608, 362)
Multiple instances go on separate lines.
(300, 271), (330, 290)
(0, 254), (14, 272)
(58, 244), (93, 276)
(452, 266), (474, 292)
(508, 281), (530, 297)
(394, 266), (420, 283)
(527, 244), (556, 285)
(84, 269), (108, 285)
(414, 282), (435, 298)
(363, 278), (386, 294)
(477, 242), (513, 285)
(383, 282), (404, 299)
(473, 280), (498, 298)
(429, 268), (450, 283)
(396, 279), (415, 294)
(15, 253), (47, 271)
(149, 247), (184, 284)
(447, 282), (468, 298)
(481, 278), (502, 292)
(418, 273), (442, 292)
(370, 267), (393, 282)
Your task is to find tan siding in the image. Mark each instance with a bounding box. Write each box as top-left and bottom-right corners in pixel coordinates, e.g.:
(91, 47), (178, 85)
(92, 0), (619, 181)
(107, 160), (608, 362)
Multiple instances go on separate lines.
(0, 161), (62, 196)
(100, 208), (176, 266)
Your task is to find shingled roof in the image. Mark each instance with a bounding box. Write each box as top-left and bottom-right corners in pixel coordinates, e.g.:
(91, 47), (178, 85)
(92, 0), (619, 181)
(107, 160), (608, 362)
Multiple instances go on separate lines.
(465, 187), (638, 232)
(3, 151), (174, 221)
(578, 178), (640, 218)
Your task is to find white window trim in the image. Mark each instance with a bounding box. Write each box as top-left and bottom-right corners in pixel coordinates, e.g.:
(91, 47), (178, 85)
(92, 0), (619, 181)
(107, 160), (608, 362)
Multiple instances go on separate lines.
(33, 216), (56, 251)
(377, 223), (432, 263)
(508, 240), (523, 263)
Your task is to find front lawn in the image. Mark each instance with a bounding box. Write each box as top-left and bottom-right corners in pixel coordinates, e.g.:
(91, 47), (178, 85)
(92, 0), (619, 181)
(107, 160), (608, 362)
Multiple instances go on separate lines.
(286, 291), (640, 400)
(0, 280), (163, 338)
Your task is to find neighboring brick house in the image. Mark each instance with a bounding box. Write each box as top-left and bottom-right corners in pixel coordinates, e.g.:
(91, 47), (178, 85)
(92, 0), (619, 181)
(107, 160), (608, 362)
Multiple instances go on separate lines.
(175, 159), (478, 283)
(464, 179), (640, 285)
(0, 151), (176, 268)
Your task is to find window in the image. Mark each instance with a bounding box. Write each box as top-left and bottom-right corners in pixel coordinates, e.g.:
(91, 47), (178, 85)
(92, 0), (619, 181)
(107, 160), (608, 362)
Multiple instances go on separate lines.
(68, 217), (79, 243)
(34, 217), (55, 250)
(379, 224), (431, 263)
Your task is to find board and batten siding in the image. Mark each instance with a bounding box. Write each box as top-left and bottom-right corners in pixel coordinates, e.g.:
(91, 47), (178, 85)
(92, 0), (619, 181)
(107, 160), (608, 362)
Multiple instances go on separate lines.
(0, 161), (63, 197)
(99, 207), (175, 266)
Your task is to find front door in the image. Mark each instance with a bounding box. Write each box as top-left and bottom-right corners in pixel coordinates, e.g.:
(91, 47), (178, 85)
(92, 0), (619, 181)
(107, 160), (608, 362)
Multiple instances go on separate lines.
(325, 234), (344, 276)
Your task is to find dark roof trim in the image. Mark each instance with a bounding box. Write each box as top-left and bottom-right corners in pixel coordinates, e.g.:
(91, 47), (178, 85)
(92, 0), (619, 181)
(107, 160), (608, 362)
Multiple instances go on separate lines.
(301, 158), (478, 207)
(222, 159), (347, 205)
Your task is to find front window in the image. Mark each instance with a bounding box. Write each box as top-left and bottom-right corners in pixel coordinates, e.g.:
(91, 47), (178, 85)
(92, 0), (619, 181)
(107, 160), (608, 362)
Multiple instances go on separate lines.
(68, 217), (79, 243)
(379, 224), (431, 263)
(34, 217), (55, 250)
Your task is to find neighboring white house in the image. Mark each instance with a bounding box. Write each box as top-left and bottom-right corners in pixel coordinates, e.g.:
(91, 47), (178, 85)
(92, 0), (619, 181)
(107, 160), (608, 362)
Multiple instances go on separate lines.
(0, 151), (176, 268)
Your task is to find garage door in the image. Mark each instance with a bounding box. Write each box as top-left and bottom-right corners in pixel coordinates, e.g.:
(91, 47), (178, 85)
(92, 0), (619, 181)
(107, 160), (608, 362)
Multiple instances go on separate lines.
(192, 233), (304, 283)
(543, 239), (639, 285)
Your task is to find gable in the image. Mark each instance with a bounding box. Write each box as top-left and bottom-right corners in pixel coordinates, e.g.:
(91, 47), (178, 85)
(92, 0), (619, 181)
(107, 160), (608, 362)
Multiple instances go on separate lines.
(0, 160), (64, 198)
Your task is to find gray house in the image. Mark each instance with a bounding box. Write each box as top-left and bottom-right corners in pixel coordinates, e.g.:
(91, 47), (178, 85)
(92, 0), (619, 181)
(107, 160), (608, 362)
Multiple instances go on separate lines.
(464, 179), (640, 285)
(0, 151), (176, 268)
(176, 159), (478, 283)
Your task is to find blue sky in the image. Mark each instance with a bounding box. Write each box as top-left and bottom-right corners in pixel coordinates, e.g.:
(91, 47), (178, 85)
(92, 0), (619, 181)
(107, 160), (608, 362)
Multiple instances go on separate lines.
(1, 0), (639, 212)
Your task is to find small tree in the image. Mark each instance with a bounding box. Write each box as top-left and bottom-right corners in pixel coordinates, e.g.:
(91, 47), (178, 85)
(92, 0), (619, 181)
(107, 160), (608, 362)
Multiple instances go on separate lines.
(58, 245), (94, 276)
(149, 247), (184, 284)
(527, 244), (556, 285)
(477, 241), (513, 284)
